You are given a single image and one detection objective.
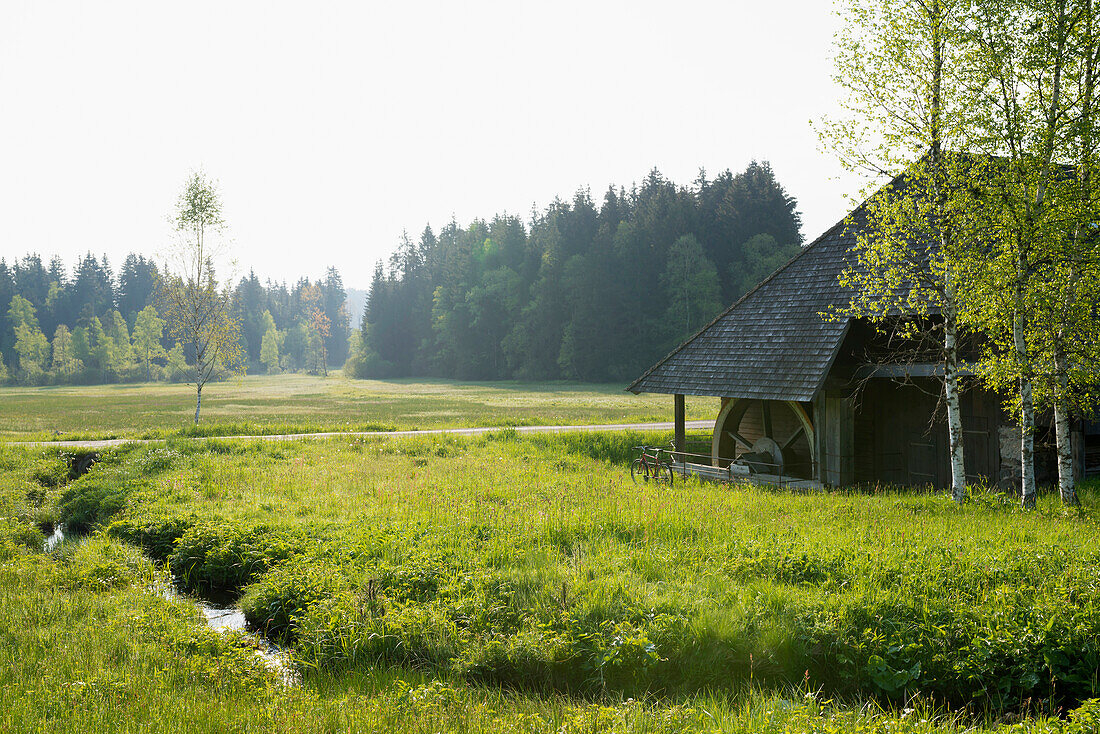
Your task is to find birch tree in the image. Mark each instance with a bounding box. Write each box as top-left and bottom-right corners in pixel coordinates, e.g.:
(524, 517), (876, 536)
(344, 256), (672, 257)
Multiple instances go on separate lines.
(302, 285), (330, 376)
(259, 310), (281, 374)
(822, 0), (983, 502)
(9, 295), (49, 383)
(160, 172), (243, 423)
(1041, 0), (1100, 506)
(964, 0), (1099, 507)
(13, 320), (49, 383)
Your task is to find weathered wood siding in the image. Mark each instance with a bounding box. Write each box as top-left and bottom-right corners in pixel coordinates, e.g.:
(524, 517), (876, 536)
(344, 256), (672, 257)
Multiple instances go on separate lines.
(816, 392), (855, 486)
(850, 379), (1002, 489)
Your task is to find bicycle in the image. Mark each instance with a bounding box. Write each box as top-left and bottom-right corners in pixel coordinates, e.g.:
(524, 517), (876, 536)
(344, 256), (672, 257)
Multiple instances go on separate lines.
(631, 444), (674, 485)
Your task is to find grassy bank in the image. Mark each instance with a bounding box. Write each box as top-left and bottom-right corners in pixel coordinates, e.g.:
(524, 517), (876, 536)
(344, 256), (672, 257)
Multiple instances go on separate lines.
(3, 536), (1097, 733)
(5, 430), (1099, 732)
(0, 374), (714, 441)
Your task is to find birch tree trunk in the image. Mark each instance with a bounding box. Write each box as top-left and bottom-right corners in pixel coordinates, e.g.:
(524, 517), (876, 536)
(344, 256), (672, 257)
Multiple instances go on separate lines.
(930, 7), (967, 501)
(943, 316), (967, 501)
(1014, 306), (1036, 508)
(195, 384), (203, 424)
(1053, 343), (1077, 504)
(1054, 0), (1097, 508)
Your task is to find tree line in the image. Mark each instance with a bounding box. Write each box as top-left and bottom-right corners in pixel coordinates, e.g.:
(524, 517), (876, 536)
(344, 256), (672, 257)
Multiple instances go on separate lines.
(348, 163), (804, 383)
(0, 252), (350, 385)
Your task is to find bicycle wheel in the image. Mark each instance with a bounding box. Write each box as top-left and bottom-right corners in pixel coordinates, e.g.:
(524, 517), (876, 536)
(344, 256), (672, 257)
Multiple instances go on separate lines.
(654, 462), (674, 486)
(631, 459), (650, 484)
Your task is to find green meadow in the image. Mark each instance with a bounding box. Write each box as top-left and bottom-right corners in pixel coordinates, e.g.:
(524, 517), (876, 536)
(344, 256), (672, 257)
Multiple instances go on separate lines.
(3, 416), (1100, 732)
(0, 374), (712, 441)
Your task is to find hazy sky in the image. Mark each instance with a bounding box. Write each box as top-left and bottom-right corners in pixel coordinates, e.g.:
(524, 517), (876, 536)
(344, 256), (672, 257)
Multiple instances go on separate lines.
(1, 1), (863, 289)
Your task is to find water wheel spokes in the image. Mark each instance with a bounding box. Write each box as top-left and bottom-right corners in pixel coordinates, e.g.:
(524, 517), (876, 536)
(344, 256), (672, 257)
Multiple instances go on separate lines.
(712, 399), (815, 478)
(725, 430), (753, 450)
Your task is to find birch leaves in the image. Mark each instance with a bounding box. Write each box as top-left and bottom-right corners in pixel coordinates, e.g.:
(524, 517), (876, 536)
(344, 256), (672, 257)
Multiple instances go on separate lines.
(826, 0), (1100, 505)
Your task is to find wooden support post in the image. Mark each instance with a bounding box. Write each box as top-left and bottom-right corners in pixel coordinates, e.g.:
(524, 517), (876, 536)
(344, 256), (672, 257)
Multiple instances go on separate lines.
(674, 394), (686, 455)
(812, 395), (826, 484)
(815, 391), (855, 487)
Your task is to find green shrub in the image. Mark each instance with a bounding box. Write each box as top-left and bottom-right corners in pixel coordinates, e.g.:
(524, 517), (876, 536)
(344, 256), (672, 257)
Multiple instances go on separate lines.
(29, 453), (71, 489)
(801, 549), (1100, 710)
(10, 522), (44, 552)
(239, 559), (353, 641)
(55, 455), (133, 532)
(129, 591), (279, 691)
(1064, 699), (1100, 734)
(109, 511), (197, 560)
(169, 521), (310, 598)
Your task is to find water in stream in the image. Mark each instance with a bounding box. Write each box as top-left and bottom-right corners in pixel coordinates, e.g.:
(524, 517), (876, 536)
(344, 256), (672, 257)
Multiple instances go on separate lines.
(202, 605), (248, 632)
(43, 524), (297, 684)
(187, 594), (297, 684)
(43, 524), (65, 552)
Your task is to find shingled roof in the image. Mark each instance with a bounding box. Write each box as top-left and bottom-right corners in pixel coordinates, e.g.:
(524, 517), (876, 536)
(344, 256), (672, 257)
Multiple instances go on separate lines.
(627, 207), (864, 401)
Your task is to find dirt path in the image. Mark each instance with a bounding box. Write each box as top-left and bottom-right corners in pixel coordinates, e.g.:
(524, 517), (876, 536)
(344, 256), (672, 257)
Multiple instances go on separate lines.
(8, 420), (716, 450)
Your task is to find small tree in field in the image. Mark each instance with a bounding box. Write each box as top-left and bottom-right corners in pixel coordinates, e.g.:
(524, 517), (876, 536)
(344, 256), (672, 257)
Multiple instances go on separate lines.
(50, 324), (82, 379)
(159, 172), (244, 423)
(302, 285), (330, 376)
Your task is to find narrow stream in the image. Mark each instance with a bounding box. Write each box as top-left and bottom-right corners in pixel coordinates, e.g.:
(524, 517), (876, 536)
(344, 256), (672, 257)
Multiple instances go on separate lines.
(44, 525), (297, 684)
(43, 524), (65, 552)
(161, 586), (298, 684)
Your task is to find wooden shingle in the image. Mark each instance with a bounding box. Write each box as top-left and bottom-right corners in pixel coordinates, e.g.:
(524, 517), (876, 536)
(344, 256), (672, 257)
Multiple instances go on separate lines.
(628, 210), (862, 401)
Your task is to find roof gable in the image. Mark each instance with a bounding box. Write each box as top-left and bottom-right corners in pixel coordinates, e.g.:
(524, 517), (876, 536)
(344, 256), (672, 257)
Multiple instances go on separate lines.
(627, 206), (863, 401)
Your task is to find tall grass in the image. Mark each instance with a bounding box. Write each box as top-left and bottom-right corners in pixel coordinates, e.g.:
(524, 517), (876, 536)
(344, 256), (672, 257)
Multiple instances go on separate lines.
(3, 434), (1100, 731)
(3, 541), (1096, 732)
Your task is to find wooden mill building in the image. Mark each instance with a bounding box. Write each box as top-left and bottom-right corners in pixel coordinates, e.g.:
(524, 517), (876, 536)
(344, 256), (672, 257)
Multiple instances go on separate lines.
(628, 193), (1091, 490)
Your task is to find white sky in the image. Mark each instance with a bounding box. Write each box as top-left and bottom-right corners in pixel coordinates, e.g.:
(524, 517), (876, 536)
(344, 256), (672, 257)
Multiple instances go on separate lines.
(0, 1), (863, 289)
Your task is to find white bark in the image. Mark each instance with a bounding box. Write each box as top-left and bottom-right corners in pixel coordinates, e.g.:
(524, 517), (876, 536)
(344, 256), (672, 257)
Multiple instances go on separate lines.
(1053, 345), (1077, 505)
(928, 7), (968, 502)
(1014, 309), (1037, 508)
(195, 384), (202, 424)
(943, 318), (967, 501)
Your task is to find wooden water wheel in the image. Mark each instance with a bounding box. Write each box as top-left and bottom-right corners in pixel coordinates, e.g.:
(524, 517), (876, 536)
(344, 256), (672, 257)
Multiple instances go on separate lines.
(711, 399), (815, 478)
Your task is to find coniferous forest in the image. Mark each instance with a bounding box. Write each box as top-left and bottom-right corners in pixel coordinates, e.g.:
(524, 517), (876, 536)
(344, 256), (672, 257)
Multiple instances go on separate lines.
(349, 162), (803, 382)
(0, 252), (350, 385)
(0, 161), (800, 386)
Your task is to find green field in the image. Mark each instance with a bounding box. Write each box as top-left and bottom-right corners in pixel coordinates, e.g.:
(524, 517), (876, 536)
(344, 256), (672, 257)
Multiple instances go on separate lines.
(0, 374), (714, 441)
(4, 423), (1100, 733)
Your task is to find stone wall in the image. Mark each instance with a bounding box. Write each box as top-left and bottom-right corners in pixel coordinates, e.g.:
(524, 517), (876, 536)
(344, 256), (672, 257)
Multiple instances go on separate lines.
(998, 423), (1021, 491)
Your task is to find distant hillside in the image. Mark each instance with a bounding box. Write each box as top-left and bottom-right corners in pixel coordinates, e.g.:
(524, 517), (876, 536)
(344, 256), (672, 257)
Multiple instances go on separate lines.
(346, 287), (368, 327)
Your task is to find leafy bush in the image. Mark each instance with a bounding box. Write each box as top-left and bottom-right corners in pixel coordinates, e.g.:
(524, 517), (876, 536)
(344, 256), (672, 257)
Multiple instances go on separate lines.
(30, 453), (71, 489)
(239, 559), (353, 641)
(108, 511), (197, 560)
(169, 521), (311, 598)
(799, 548), (1100, 710)
(56, 466), (133, 532)
(10, 521), (45, 552)
(128, 591), (278, 691)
